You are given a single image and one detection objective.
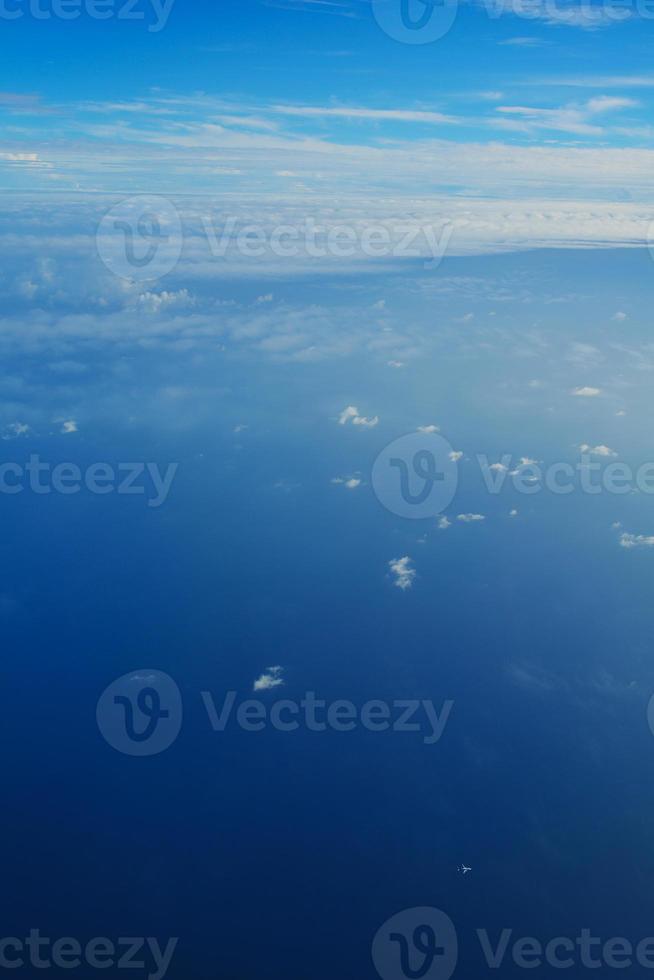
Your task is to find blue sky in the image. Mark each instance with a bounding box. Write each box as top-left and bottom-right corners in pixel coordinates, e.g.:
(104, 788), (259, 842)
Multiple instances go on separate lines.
(3, 0), (654, 212)
(5, 3), (654, 979)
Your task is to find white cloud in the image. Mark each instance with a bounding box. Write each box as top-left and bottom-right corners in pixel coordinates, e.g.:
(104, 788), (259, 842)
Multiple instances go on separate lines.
(438, 516), (451, 530)
(271, 105), (459, 125)
(253, 665), (285, 692)
(620, 533), (654, 549)
(352, 414), (379, 428)
(332, 476), (361, 489)
(137, 289), (193, 314)
(389, 556), (416, 591)
(499, 36), (545, 46)
(338, 405), (379, 428)
(579, 443), (616, 457)
(457, 513), (485, 523)
(449, 451), (464, 462)
(509, 509), (519, 517)
(494, 96), (638, 138)
(60, 419), (78, 434)
(2, 422), (30, 440)
(572, 386), (602, 397)
(613, 311), (628, 321)
(418, 424), (440, 433)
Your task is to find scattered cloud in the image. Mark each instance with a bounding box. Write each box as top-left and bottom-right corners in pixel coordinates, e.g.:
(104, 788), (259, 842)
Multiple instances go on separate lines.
(579, 443), (616, 457)
(572, 386), (602, 397)
(389, 556), (416, 591)
(332, 476), (362, 489)
(620, 533), (654, 549)
(2, 422), (30, 440)
(253, 665), (285, 692)
(338, 405), (379, 428)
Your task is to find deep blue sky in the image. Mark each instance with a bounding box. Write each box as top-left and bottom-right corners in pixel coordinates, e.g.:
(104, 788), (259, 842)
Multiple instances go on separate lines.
(3, 1), (654, 978)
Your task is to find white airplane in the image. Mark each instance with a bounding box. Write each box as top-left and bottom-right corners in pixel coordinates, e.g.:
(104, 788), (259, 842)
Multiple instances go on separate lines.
(458, 865), (472, 875)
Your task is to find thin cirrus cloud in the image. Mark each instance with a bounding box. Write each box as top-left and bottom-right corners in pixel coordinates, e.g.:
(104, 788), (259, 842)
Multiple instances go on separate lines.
(270, 105), (459, 125)
(494, 96), (639, 136)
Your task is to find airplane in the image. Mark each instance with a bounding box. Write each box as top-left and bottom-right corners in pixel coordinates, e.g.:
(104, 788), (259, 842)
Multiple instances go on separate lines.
(458, 865), (472, 875)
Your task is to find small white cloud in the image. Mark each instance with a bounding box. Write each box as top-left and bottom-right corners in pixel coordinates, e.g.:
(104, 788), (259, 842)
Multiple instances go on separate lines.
(389, 556), (416, 591)
(234, 424), (248, 433)
(620, 533), (654, 549)
(60, 419), (78, 434)
(2, 422), (30, 440)
(253, 665), (285, 692)
(449, 451), (464, 462)
(331, 476), (361, 489)
(256, 293), (273, 304)
(137, 289), (193, 314)
(417, 424), (440, 434)
(572, 386), (601, 398)
(509, 509), (519, 517)
(338, 406), (358, 425)
(613, 311), (627, 321)
(457, 513), (485, 523)
(338, 405), (379, 428)
(509, 457), (540, 476)
(438, 516), (451, 530)
(353, 415), (379, 428)
(579, 443), (616, 457)
(373, 300), (386, 311)
(489, 462), (508, 473)
(387, 360), (404, 369)
(616, 410), (627, 417)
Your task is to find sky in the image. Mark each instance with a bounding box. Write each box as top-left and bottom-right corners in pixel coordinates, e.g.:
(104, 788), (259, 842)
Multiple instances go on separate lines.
(4, 2), (654, 980)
